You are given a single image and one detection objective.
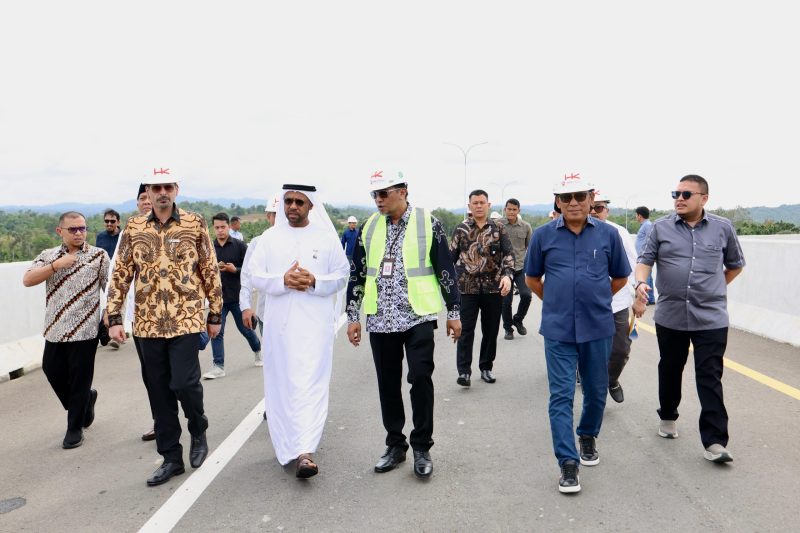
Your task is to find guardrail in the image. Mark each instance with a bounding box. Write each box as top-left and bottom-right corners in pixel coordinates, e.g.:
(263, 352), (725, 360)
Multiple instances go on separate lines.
(2, 234), (798, 381)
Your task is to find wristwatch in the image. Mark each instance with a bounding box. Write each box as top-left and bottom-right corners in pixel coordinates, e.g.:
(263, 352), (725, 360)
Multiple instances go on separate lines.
(634, 280), (647, 290)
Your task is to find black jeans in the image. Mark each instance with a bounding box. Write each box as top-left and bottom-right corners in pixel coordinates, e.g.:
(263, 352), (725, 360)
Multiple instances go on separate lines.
(133, 336), (155, 419)
(457, 293), (502, 375)
(139, 333), (208, 464)
(608, 308), (632, 386)
(42, 338), (99, 431)
(502, 270), (533, 331)
(655, 324), (729, 448)
(369, 321), (436, 452)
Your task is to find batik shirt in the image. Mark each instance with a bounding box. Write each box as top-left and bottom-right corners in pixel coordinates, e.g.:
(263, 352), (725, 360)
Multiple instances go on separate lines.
(29, 242), (109, 342)
(450, 218), (515, 295)
(106, 205), (223, 338)
(347, 204), (460, 334)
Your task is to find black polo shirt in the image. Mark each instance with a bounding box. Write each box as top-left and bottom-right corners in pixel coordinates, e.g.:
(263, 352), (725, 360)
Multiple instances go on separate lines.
(213, 237), (249, 304)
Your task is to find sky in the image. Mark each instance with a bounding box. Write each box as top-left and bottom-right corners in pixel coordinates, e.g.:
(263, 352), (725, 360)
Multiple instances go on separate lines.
(1, 1), (798, 212)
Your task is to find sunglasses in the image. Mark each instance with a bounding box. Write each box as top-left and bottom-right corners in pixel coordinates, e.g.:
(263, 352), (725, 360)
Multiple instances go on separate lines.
(557, 192), (589, 203)
(148, 184), (176, 193)
(284, 197), (306, 207)
(103, 219), (118, 224)
(370, 187), (403, 200)
(61, 226), (88, 234)
(671, 190), (704, 200)
(591, 205), (607, 213)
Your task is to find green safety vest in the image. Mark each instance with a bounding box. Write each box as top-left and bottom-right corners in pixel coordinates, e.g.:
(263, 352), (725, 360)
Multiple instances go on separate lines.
(362, 207), (442, 316)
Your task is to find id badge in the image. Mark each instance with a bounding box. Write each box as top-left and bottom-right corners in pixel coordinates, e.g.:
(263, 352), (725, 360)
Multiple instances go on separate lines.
(381, 258), (395, 278)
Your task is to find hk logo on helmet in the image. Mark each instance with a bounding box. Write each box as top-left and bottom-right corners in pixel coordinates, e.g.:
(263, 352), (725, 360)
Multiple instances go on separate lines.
(154, 167), (170, 175)
(370, 170), (383, 183)
(562, 172), (580, 186)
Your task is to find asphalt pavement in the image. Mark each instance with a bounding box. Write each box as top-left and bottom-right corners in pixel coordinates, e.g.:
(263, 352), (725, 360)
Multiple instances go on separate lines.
(1, 302), (799, 532)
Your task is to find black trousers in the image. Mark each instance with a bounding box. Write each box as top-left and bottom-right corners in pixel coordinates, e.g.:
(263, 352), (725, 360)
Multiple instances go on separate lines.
(369, 321), (436, 452)
(655, 324), (729, 448)
(133, 336), (155, 419)
(457, 293), (502, 375)
(501, 270), (533, 331)
(139, 333), (208, 464)
(608, 308), (633, 386)
(42, 338), (99, 431)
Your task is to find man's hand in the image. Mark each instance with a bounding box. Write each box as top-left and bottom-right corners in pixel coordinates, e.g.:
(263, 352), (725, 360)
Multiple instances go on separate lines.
(446, 319), (462, 343)
(109, 324), (126, 344)
(294, 265), (316, 290)
(635, 283), (651, 303)
(499, 276), (512, 297)
(102, 309), (109, 328)
(632, 299), (647, 319)
(347, 322), (361, 347)
(242, 308), (254, 329)
(284, 261), (315, 291)
(207, 323), (221, 339)
(56, 254), (78, 270)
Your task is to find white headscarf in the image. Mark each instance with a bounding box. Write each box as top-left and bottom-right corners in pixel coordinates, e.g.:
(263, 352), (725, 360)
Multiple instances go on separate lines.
(275, 184), (336, 233)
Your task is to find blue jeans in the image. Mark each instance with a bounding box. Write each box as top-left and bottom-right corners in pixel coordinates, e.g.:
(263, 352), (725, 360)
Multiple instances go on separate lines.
(647, 273), (655, 304)
(543, 336), (612, 465)
(210, 302), (261, 367)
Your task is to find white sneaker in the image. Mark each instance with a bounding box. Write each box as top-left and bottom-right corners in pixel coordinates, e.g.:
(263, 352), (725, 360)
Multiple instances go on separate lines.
(658, 420), (678, 439)
(254, 351), (263, 367)
(704, 443), (733, 463)
(202, 366), (226, 379)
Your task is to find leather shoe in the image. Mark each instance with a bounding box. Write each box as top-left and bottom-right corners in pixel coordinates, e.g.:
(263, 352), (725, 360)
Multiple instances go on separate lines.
(375, 444), (407, 473)
(609, 383), (625, 403)
(189, 433), (208, 468)
(413, 450), (433, 478)
(513, 319), (527, 335)
(62, 429), (84, 449)
(147, 462), (185, 486)
(457, 373), (471, 387)
(504, 330), (514, 340)
(480, 370), (496, 383)
(83, 389), (97, 428)
(141, 428), (156, 441)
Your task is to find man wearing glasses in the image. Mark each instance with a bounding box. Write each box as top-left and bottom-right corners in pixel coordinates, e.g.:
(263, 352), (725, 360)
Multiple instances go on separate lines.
(589, 191), (640, 403)
(634, 174), (745, 464)
(346, 170), (461, 479)
(106, 168), (223, 486)
(525, 174), (631, 494)
(96, 209), (121, 259)
(23, 211), (110, 449)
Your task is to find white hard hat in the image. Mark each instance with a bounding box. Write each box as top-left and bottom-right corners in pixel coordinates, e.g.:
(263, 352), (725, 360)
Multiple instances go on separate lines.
(553, 172), (594, 195)
(142, 166), (179, 185)
(265, 193), (281, 213)
(490, 211), (501, 219)
(369, 170), (408, 192)
(347, 216), (358, 223)
(592, 188), (611, 203)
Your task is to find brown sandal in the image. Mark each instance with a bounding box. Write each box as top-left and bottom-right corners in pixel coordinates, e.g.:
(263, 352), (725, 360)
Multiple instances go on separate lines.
(296, 453), (318, 478)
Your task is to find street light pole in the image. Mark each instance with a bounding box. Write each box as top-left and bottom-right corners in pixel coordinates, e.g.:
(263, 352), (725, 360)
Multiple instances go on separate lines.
(490, 179), (520, 205)
(444, 141), (488, 210)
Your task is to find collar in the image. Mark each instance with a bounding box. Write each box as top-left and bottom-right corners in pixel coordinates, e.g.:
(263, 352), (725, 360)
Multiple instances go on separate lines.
(147, 203), (181, 224)
(386, 203), (413, 225)
(554, 215), (596, 229)
(671, 209), (708, 226)
(60, 241), (89, 254)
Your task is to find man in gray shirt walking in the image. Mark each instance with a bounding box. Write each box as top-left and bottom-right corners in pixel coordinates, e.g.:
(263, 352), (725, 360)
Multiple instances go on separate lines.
(499, 198), (533, 340)
(634, 174), (745, 463)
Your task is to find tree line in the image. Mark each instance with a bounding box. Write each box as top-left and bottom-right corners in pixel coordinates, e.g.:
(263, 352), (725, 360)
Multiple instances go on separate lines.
(1, 204), (797, 263)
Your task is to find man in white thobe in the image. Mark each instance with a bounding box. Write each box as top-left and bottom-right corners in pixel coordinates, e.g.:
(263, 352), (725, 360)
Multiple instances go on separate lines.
(249, 184), (350, 478)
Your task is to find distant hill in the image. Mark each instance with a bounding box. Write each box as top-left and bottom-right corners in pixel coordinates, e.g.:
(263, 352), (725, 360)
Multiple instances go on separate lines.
(749, 204), (800, 225)
(0, 197), (265, 216)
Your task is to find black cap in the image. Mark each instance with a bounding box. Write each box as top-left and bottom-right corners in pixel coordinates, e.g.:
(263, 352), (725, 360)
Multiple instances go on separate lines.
(137, 183), (146, 197)
(282, 184), (317, 192)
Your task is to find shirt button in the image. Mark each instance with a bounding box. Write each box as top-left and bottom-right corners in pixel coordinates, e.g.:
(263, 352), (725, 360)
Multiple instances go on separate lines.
(687, 285), (691, 288)
(692, 257), (695, 260)
(690, 270), (693, 274)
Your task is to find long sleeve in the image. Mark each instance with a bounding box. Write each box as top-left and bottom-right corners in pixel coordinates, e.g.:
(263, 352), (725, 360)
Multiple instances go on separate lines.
(239, 236), (258, 311)
(430, 217), (460, 318)
(498, 225), (516, 279)
(106, 226), (135, 325)
(250, 232), (291, 297)
(308, 235), (351, 297)
(345, 225), (367, 323)
(196, 218), (223, 324)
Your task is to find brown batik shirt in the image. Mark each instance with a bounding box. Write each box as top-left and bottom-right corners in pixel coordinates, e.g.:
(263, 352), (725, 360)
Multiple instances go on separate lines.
(106, 205), (223, 338)
(450, 218), (515, 295)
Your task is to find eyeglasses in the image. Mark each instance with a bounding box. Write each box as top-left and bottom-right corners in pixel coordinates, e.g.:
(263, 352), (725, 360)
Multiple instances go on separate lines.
(103, 219), (118, 224)
(284, 197), (306, 207)
(148, 184), (176, 193)
(61, 226), (88, 234)
(591, 205), (607, 213)
(671, 190), (704, 200)
(370, 187), (401, 200)
(557, 192), (588, 203)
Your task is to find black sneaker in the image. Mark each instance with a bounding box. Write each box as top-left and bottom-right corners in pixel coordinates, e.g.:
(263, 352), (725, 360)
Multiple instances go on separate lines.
(559, 460), (581, 493)
(456, 373), (471, 387)
(512, 318), (527, 336)
(504, 329), (514, 340)
(579, 435), (599, 466)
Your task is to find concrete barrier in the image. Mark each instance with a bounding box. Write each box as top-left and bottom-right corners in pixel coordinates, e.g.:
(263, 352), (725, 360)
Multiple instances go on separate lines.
(2, 234), (797, 381)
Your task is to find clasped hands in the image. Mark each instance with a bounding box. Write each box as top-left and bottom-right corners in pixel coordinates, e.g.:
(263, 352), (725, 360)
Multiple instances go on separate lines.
(284, 260), (315, 291)
(632, 283), (650, 318)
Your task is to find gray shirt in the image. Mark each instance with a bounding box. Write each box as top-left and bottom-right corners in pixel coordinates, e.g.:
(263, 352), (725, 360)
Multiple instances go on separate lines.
(638, 211), (745, 331)
(499, 217), (532, 271)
